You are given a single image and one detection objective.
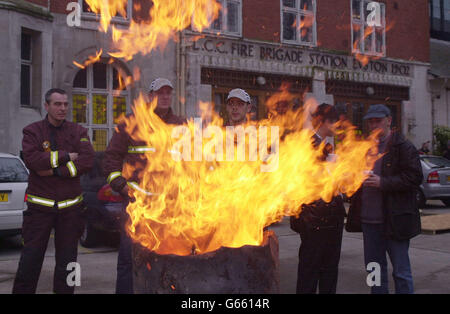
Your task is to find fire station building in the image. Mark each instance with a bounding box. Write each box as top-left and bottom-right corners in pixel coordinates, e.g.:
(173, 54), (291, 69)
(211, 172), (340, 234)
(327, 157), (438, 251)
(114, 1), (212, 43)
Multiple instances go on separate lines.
(0, 0), (434, 155)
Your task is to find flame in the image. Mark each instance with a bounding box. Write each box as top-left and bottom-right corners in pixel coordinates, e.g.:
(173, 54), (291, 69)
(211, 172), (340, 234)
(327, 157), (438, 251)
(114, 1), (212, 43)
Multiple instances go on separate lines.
(85, 0), (128, 32)
(119, 93), (379, 256)
(73, 49), (103, 69)
(84, 0), (221, 61)
(299, 16), (314, 39)
(266, 83), (297, 117)
(288, 2), (314, 39)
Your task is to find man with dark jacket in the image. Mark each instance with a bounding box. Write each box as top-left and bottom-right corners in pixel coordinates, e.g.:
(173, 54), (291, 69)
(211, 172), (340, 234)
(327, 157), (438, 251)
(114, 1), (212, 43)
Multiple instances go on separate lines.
(13, 88), (95, 294)
(291, 103), (346, 294)
(103, 78), (185, 294)
(349, 104), (422, 294)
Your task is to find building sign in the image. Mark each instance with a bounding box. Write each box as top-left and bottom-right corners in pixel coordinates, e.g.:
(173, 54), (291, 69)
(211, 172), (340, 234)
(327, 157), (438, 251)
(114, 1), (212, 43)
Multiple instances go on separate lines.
(190, 36), (411, 77)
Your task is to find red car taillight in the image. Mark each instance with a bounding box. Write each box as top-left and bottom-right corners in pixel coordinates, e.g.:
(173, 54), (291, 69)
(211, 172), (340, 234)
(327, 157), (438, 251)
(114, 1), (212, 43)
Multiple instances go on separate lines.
(24, 194), (28, 202)
(427, 171), (440, 183)
(97, 184), (124, 202)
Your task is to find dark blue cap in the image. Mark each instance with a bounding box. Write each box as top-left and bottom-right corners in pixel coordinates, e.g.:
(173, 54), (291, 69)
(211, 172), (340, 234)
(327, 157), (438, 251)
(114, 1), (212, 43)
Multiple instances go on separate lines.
(363, 104), (391, 120)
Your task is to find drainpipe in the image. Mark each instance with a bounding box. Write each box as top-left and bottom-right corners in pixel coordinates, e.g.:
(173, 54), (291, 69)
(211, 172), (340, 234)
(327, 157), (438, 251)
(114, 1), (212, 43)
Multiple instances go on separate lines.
(176, 31), (187, 117)
(446, 78), (449, 126)
(180, 31), (186, 117)
(430, 78), (448, 153)
(176, 33), (181, 115)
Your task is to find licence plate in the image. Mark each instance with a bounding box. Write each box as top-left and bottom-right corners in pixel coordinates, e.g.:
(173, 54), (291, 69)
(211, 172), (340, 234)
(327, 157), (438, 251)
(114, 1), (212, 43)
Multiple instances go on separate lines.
(0, 193), (8, 202)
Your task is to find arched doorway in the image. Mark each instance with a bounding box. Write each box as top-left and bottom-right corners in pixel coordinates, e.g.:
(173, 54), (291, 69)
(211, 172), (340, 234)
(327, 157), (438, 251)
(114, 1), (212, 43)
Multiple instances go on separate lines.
(71, 60), (131, 151)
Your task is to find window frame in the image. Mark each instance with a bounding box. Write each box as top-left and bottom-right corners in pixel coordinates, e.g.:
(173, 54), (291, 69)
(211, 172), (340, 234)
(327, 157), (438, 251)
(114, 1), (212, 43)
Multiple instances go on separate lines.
(78, 0), (133, 25)
(280, 0), (317, 47)
(72, 61), (130, 151)
(199, 0), (243, 37)
(351, 0), (386, 57)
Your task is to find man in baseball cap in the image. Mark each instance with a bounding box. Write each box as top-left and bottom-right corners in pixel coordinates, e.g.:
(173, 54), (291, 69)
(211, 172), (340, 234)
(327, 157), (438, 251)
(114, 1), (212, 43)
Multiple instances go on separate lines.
(352, 102), (422, 294)
(363, 104), (391, 120)
(103, 77), (183, 293)
(363, 104), (391, 139)
(148, 78), (175, 113)
(149, 78), (174, 93)
(225, 88), (252, 126)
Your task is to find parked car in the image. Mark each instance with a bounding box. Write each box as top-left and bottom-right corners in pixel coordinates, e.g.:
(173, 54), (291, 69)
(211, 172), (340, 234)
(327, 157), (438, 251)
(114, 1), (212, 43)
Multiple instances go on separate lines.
(417, 155), (450, 208)
(0, 153), (28, 237)
(80, 152), (123, 248)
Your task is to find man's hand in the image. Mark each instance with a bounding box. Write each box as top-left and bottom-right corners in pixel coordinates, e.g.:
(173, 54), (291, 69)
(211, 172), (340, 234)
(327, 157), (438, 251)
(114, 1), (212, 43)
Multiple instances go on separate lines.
(120, 185), (136, 202)
(364, 174), (381, 188)
(37, 169), (54, 176)
(69, 152), (79, 161)
(121, 185), (130, 197)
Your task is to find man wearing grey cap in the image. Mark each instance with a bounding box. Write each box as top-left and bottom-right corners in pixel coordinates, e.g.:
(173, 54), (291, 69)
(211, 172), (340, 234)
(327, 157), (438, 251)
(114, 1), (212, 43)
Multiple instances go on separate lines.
(347, 104), (422, 294)
(103, 78), (184, 293)
(224, 88), (252, 126)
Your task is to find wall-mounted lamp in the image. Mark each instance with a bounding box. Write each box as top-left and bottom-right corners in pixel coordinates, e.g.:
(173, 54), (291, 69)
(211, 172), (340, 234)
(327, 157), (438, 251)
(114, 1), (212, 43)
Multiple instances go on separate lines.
(366, 86), (375, 96)
(256, 76), (266, 86)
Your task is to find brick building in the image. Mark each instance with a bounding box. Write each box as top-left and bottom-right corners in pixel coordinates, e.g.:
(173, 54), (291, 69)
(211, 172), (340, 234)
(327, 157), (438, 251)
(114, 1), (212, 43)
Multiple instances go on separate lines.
(429, 0), (450, 138)
(0, 0), (432, 155)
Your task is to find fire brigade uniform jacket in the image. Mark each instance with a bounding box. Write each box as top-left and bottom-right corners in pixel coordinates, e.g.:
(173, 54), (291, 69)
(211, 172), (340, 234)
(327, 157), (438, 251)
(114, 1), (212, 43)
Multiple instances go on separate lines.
(22, 117), (95, 210)
(103, 107), (185, 194)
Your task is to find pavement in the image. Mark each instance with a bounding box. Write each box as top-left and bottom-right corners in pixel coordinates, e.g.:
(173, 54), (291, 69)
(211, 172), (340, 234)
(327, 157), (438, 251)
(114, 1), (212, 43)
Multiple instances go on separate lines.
(1, 200), (450, 294)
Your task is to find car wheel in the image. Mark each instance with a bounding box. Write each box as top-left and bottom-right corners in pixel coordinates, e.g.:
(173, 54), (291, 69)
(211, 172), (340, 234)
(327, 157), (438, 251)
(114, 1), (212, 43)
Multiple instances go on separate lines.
(416, 190), (426, 208)
(441, 199), (450, 207)
(80, 222), (99, 248)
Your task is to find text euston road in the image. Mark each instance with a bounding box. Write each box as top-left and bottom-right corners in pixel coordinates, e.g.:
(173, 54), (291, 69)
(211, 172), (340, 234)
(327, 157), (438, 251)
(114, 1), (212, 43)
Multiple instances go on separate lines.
(191, 37), (411, 77)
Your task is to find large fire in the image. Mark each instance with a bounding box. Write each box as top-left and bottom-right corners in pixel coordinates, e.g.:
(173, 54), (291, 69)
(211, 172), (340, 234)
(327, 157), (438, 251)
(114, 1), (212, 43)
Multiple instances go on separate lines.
(82, 1), (381, 256)
(119, 93), (378, 256)
(85, 0), (221, 60)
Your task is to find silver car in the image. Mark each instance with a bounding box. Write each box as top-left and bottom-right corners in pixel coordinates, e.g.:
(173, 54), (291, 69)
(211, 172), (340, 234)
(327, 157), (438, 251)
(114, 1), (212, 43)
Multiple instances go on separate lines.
(0, 153), (28, 237)
(417, 155), (450, 208)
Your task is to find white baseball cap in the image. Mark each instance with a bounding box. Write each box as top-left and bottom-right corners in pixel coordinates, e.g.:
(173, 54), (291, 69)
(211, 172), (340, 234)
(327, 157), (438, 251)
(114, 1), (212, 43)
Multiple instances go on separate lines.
(227, 88), (251, 103)
(149, 78), (173, 92)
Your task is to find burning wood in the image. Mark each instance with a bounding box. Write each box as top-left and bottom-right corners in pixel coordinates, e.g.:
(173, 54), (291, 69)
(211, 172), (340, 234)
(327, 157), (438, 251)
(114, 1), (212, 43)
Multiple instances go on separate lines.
(132, 231), (280, 294)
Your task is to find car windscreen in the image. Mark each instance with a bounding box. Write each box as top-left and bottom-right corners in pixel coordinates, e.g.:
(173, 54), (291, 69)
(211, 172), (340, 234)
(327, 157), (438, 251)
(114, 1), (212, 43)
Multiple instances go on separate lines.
(0, 157), (28, 182)
(421, 156), (450, 168)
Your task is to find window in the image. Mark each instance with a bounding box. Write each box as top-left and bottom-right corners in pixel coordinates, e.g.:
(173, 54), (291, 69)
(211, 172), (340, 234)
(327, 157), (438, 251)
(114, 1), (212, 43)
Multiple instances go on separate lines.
(80, 0), (132, 22)
(0, 157), (28, 183)
(72, 61), (130, 151)
(430, 0), (450, 41)
(281, 0), (316, 45)
(421, 156), (450, 168)
(202, 0), (242, 36)
(20, 31), (32, 107)
(351, 0), (386, 55)
(20, 28), (42, 108)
